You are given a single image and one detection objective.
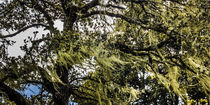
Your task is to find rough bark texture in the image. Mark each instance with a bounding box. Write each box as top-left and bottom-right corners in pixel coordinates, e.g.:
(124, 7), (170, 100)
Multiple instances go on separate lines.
(53, 65), (72, 105)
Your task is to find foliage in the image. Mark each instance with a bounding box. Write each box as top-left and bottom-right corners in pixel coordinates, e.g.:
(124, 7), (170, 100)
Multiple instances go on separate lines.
(0, 0), (209, 105)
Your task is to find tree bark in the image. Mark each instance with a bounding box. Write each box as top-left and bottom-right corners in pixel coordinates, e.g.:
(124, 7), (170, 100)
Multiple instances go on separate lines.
(48, 2), (81, 104)
(52, 65), (72, 105)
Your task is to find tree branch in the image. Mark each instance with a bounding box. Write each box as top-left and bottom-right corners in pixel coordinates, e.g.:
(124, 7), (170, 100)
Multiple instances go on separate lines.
(113, 42), (149, 56)
(0, 82), (28, 105)
(122, 0), (147, 4)
(134, 38), (174, 51)
(113, 37), (174, 56)
(72, 89), (98, 102)
(17, 0), (55, 29)
(105, 4), (125, 9)
(30, 1), (54, 30)
(81, 10), (171, 35)
(81, 10), (145, 24)
(165, 56), (197, 74)
(0, 24), (48, 39)
(80, 0), (99, 13)
(0, 63), (42, 83)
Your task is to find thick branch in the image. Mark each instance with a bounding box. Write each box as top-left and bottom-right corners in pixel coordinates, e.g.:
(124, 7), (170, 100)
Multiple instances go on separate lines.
(0, 82), (28, 105)
(0, 24), (48, 39)
(39, 68), (56, 94)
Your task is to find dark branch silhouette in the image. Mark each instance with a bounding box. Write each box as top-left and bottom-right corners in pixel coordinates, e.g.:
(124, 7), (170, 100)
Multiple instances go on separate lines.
(0, 24), (48, 39)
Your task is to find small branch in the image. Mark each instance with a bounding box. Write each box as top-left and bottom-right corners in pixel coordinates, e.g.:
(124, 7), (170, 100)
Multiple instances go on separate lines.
(113, 37), (173, 56)
(81, 10), (145, 24)
(134, 38), (173, 51)
(72, 89), (98, 102)
(69, 77), (84, 84)
(122, 0), (147, 4)
(31, 37), (49, 43)
(165, 55), (197, 74)
(105, 4), (125, 9)
(114, 42), (149, 56)
(39, 0), (63, 12)
(80, 0), (99, 13)
(29, 0), (54, 29)
(0, 24), (48, 39)
(17, 0), (55, 29)
(81, 10), (170, 35)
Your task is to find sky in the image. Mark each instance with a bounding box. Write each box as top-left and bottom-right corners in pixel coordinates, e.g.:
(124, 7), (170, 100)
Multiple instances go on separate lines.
(19, 84), (41, 98)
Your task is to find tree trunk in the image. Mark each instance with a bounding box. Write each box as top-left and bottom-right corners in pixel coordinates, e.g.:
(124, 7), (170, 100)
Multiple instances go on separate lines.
(51, 63), (72, 105)
(63, 6), (78, 32)
(51, 3), (78, 105)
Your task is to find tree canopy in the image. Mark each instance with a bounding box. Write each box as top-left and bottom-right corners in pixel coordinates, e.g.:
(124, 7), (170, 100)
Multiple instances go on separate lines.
(0, 0), (209, 105)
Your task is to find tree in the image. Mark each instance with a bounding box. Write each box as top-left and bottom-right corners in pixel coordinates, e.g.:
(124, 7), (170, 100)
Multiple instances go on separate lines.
(0, 0), (209, 105)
